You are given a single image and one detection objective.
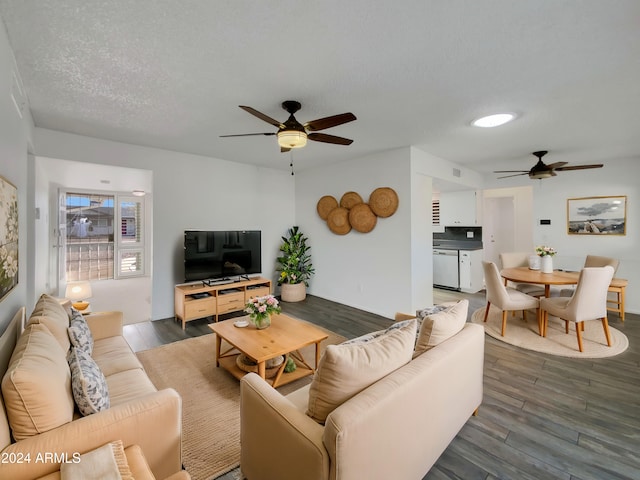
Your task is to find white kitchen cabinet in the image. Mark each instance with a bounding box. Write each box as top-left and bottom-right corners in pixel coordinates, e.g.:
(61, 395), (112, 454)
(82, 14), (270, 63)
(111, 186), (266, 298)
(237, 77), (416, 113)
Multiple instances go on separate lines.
(459, 249), (483, 293)
(439, 190), (480, 226)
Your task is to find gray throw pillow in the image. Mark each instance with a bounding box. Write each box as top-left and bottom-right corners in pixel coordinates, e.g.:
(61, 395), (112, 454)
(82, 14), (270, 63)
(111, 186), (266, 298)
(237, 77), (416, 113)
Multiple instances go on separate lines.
(68, 308), (94, 355)
(67, 347), (110, 416)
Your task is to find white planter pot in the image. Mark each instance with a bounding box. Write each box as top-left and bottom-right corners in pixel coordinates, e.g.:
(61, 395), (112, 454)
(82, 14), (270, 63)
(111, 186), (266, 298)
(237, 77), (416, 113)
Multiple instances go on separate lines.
(280, 283), (306, 302)
(541, 255), (553, 274)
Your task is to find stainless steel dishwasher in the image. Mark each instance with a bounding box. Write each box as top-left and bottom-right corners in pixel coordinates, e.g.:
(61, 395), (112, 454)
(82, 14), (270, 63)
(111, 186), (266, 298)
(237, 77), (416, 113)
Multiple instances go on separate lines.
(433, 248), (459, 289)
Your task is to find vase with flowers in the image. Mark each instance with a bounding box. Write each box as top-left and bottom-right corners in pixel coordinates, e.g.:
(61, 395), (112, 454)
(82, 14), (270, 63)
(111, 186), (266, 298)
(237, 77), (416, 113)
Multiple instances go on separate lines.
(244, 294), (282, 329)
(535, 245), (557, 273)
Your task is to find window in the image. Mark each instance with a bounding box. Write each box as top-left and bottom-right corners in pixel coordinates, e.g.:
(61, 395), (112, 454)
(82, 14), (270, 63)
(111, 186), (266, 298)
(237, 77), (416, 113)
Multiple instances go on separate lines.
(432, 199), (440, 225)
(64, 191), (147, 281)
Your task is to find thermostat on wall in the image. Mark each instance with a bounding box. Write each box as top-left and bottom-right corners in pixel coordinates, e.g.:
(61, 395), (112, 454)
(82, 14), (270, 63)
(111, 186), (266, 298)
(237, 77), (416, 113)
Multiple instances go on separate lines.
(540, 219), (551, 225)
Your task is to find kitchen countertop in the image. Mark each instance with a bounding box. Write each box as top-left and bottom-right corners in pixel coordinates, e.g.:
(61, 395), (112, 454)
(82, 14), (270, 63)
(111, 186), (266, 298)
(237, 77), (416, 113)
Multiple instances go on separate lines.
(433, 242), (483, 251)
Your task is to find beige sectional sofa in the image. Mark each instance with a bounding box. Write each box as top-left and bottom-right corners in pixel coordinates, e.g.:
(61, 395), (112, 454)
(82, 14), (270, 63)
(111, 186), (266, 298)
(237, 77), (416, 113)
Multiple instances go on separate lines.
(240, 299), (484, 480)
(0, 295), (186, 480)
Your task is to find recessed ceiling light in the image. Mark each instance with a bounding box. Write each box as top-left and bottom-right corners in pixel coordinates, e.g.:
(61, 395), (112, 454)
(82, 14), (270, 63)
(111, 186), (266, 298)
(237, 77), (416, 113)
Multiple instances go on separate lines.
(472, 113), (516, 128)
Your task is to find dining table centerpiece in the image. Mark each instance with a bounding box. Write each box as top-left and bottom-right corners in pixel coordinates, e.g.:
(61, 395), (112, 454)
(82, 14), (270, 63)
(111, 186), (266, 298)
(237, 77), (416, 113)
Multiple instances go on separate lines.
(244, 294), (282, 329)
(535, 245), (557, 274)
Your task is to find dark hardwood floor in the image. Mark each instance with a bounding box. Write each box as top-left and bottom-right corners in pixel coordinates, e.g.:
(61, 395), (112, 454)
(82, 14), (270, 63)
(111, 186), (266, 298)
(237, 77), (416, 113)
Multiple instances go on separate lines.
(124, 291), (640, 480)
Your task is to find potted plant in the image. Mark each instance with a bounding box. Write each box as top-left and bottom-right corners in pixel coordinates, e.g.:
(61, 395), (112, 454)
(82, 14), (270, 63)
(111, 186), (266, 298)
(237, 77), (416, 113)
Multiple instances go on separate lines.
(276, 226), (315, 302)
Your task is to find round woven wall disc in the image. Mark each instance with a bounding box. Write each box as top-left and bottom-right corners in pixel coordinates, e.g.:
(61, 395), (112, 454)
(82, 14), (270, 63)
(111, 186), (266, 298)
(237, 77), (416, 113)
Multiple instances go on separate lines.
(340, 191), (363, 209)
(369, 187), (399, 217)
(327, 207), (352, 235)
(349, 203), (377, 233)
(316, 195), (339, 220)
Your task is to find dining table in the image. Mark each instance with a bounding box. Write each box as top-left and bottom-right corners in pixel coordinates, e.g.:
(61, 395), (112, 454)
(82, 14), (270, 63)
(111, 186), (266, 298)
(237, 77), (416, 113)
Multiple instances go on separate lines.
(500, 266), (629, 321)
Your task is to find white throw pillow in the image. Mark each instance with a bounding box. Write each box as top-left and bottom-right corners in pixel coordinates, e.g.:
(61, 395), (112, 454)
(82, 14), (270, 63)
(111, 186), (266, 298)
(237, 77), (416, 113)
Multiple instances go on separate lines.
(414, 299), (468, 357)
(306, 319), (417, 424)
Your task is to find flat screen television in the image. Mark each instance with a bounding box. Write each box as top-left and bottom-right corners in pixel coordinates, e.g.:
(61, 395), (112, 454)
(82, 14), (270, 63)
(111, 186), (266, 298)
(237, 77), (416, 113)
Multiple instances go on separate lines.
(184, 230), (262, 282)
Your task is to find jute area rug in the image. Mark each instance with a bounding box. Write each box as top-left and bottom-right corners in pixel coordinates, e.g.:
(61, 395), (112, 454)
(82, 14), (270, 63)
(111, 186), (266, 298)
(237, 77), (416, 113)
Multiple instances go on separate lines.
(471, 307), (629, 358)
(136, 321), (345, 480)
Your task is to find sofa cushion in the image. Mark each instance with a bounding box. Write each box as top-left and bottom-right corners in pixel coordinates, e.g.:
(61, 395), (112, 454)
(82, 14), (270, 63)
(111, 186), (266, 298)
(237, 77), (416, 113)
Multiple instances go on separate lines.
(306, 319), (417, 424)
(106, 369), (158, 406)
(1, 323), (75, 440)
(92, 336), (144, 377)
(26, 293), (71, 352)
(414, 299), (468, 357)
(68, 347), (110, 416)
(68, 308), (94, 355)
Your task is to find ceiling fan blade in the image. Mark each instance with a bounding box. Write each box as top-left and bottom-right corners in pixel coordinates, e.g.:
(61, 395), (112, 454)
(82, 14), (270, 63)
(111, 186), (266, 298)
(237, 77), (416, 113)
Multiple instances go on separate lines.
(304, 112), (357, 132)
(497, 173), (528, 179)
(239, 106), (283, 128)
(308, 132), (353, 145)
(545, 162), (568, 169)
(555, 164), (604, 171)
(219, 132), (276, 137)
(493, 170), (529, 173)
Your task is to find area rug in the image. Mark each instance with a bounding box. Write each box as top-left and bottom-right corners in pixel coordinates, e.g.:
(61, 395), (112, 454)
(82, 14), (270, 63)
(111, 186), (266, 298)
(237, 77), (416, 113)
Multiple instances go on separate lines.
(471, 307), (629, 358)
(136, 323), (345, 480)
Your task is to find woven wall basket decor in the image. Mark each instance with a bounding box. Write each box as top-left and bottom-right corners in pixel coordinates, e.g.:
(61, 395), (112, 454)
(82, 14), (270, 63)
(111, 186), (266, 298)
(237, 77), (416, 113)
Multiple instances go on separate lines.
(349, 203), (377, 233)
(339, 191), (363, 209)
(327, 207), (352, 235)
(316, 195), (339, 220)
(369, 187), (399, 218)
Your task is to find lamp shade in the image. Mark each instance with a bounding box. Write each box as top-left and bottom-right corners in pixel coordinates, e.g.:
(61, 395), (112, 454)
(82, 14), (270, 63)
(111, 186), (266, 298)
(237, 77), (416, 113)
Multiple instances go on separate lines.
(277, 130), (307, 149)
(65, 281), (92, 301)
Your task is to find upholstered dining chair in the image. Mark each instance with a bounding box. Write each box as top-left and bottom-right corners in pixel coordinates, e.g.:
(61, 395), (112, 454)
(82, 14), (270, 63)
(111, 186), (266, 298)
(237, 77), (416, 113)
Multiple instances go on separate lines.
(540, 266), (615, 352)
(482, 261), (541, 336)
(498, 252), (545, 297)
(559, 255), (619, 297)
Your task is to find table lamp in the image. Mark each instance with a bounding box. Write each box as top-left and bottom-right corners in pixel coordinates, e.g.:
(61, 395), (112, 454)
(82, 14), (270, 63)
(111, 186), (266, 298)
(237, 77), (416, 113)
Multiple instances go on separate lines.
(65, 281), (93, 311)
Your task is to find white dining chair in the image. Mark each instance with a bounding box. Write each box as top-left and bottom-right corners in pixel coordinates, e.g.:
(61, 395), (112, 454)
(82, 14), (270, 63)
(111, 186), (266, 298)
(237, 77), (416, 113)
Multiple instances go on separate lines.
(482, 261), (541, 336)
(540, 266), (615, 352)
(498, 252), (545, 297)
(559, 255), (619, 297)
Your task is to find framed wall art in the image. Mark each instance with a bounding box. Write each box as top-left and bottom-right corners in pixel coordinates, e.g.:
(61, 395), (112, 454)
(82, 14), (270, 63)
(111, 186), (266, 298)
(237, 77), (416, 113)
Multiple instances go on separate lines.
(0, 175), (18, 301)
(567, 195), (626, 235)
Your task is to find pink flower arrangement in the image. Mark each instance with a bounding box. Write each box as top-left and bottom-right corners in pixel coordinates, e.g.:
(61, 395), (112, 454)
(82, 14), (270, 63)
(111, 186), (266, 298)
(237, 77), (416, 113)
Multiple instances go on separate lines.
(535, 245), (557, 257)
(244, 294), (281, 327)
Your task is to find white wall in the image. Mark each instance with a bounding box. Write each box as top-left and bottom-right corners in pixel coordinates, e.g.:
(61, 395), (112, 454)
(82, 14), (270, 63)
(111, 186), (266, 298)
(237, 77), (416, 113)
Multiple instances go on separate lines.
(482, 159), (640, 314)
(295, 148), (418, 318)
(0, 18), (35, 332)
(33, 129), (295, 320)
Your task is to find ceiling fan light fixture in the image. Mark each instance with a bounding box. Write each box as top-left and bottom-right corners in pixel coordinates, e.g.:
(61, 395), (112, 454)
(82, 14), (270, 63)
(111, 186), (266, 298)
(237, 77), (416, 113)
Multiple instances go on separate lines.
(472, 113), (516, 128)
(277, 130), (307, 149)
(529, 170), (554, 180)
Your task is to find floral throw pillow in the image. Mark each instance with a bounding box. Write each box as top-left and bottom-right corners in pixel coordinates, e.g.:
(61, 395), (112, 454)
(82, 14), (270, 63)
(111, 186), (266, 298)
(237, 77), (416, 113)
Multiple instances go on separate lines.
(67, 347), (110, 416)
(68, 308), (94, 355)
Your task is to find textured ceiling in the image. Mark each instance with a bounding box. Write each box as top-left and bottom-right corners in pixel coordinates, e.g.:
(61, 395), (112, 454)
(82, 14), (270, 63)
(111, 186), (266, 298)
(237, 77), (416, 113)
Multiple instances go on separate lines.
(1, 1), (639, 175)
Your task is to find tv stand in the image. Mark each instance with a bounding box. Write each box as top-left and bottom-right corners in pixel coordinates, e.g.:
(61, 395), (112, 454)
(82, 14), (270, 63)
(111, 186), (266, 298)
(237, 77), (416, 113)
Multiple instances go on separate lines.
(174, 277), (272, 329)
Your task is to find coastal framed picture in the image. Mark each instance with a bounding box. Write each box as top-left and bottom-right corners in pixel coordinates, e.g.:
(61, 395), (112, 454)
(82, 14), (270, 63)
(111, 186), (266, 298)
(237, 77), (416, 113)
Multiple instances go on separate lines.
(567, 195), (626, 235)
(0, 174), (19, 301)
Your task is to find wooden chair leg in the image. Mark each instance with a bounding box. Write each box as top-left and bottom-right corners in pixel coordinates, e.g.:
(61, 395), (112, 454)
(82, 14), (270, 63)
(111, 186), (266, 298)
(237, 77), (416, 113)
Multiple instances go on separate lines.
(575, 322), (584, 352)
(483, 302), (491, 322)
(501, 310), (508, 336)
(473, 407), (479, 416)
(565, 320), (569, 334)
(542, 311), (548, 337)
(522, 309), (527, 322)
(601, 317), (612, 346)
(537, 308), (543, 336)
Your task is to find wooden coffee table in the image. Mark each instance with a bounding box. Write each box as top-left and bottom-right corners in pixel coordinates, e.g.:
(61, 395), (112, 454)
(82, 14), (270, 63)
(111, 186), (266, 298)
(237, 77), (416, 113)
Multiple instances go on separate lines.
(208, 313), (329, 388)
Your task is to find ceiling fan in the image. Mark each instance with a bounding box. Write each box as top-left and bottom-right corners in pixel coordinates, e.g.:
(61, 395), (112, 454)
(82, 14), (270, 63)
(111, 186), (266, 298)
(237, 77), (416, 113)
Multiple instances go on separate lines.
(494, 151), (604, 179)
(220, 101), (356, 152)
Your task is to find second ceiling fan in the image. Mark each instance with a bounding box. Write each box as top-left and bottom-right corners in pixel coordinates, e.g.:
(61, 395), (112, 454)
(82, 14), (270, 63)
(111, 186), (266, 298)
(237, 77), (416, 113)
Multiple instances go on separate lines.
(494, 151), (604, 179)
(221, 100), (356, 152)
